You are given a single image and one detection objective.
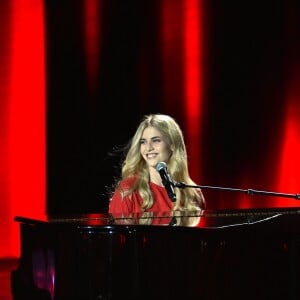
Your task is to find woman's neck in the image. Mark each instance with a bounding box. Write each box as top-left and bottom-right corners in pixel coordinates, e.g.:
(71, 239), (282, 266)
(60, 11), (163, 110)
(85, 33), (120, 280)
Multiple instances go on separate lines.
(149, 166), (164, 186)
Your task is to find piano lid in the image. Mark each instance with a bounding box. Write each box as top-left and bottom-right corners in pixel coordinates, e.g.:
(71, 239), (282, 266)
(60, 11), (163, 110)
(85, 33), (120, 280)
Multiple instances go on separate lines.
(14, 206), (300, 231)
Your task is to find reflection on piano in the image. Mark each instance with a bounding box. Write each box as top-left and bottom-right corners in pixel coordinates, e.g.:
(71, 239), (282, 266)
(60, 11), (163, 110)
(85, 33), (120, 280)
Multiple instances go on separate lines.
(11, 208), (300, 299)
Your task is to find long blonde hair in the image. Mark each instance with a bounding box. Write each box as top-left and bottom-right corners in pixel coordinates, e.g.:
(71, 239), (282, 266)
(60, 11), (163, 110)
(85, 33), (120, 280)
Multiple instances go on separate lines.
(115, 114), (204, 211)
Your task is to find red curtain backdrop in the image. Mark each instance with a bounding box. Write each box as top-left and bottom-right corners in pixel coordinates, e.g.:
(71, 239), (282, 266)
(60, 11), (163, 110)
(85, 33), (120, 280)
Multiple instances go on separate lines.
(84, 0), (101, 97)
(1, 0), (300, 259)
(161, 0), (205, 183)
(277, 1), (300, 205)
(0, 0), (46, 258)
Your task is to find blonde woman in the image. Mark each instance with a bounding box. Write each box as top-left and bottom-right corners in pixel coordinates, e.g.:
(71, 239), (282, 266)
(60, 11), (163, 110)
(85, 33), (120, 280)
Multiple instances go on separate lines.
(109, 114), (205, 214)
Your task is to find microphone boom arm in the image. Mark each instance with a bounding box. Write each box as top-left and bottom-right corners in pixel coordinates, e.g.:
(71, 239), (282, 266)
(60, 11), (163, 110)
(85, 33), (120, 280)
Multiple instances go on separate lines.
(174, 182), (300, 200)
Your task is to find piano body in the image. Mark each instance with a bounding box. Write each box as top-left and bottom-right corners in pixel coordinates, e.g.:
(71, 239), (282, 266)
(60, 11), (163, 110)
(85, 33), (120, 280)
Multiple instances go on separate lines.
(11, 208), (300, 300)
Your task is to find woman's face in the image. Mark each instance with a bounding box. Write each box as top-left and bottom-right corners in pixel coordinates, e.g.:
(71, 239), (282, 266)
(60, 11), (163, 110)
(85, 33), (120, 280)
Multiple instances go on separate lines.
(140, 126), (172, 169)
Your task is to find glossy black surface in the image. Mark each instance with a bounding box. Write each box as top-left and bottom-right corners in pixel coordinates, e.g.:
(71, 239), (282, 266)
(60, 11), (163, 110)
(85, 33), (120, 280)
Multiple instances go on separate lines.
(11, 208), (300, 299)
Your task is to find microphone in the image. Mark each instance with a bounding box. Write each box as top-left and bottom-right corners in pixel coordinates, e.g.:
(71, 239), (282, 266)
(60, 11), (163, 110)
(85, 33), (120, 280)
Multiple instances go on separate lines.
(155, 162), (176, 202)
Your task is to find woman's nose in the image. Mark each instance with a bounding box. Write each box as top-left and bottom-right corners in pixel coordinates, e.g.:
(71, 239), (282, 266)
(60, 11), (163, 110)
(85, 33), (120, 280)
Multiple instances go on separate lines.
(147, 142), (154, 150)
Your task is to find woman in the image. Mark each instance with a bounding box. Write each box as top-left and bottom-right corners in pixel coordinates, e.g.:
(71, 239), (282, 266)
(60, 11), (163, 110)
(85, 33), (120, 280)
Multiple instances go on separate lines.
(109, 113), (205, 215)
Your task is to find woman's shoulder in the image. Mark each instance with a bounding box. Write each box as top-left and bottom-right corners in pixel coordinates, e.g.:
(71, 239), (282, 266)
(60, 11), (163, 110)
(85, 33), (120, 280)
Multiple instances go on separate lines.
(118, 175), (138, 189)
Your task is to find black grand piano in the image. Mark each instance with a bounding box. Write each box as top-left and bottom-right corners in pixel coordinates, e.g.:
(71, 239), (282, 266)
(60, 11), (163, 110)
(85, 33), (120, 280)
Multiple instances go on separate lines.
(11, 207), (300, 300)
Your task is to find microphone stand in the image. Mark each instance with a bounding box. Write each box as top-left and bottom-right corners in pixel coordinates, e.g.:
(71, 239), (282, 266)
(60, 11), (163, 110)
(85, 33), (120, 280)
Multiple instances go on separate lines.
(174, 182), (300, 200)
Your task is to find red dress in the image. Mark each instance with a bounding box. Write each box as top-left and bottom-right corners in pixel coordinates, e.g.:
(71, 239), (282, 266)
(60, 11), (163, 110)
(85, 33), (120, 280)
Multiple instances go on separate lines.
(109, 177), (173, 215)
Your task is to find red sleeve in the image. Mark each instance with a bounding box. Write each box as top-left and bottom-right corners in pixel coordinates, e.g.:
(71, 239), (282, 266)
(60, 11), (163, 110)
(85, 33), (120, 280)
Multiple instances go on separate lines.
(109, 177), (139, 214)
(108, 189), (133, 215)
